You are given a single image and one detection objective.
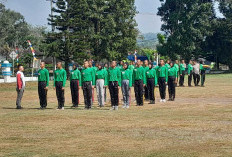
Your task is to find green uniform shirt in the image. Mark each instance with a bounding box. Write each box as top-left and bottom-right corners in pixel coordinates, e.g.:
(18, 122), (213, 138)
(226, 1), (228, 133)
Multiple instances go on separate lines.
(117, 65), (124, 71)
(132, 66), (146, 85)
(146, 68), (157, 86)
(96, 69), (108, 86)
(174, 64), (179, 72)
(157, 65), (168, 82)
(70, 69), (81, 80)
(128, 65), (135, 72)
(38, 68), (49, 87)
(80, 67), (96, 86)
(121, 68), (132, 87)
(188, 64), (193, 74)
(108, 67), (121, 86)
(165, 63), (171, 69)
(168, 67), (178, 78)
(54, 68), (67, 87)
(180, 63), (185, 73)
(200, 64), (207, 71)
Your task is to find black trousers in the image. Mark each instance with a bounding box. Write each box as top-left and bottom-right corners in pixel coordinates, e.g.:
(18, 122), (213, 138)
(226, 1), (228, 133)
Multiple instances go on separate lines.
(38, 81), (47, 108)
(134, 80), (144, 106)
(159, 77), (166, 99)
(144, 85), (149, 100)
(168, 76), (176, 100)
(188, 71), (193, 86)
(55, 81), (65, 109)
(179, 71), (185, 86)
(82, 81), (92, 109)
(70, 80), (79, 106)
(193, 73), (200, 86)
(147, 78), (155, 102)
(201, 70), (206, 86)
(109, 81), (119, 106)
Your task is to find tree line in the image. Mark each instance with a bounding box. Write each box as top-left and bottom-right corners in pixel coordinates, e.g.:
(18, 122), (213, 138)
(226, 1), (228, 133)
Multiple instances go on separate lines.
(156, 0), (232, 70)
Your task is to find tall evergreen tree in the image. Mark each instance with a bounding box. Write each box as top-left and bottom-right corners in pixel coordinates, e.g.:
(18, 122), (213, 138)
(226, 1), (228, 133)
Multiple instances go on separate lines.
(157, 0), (215, 60)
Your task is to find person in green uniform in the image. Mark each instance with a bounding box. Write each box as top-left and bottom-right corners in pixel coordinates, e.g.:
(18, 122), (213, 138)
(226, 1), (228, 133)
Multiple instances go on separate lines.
(54, 62), (67, 110)
(70, 63), (81, 108)
(104, 63), (109, 103)
(200, 61), (207, 87)
(38, 61), (49, 109)
(108, 61), (121, 110)
(174, 60), (179, 86)
(144, 60), (149, 101)
(146, 62), (157, 104)
(188, 60), (193, 87)
(128, 61), (135, 72)
(133, 59), (146, 106)
(89, 60), (96, 106)
(157, 59), (168, 102)
(179, 59), (186, 87)
(168, 62), (178, 101)
(80, 61), (95, 109)
(95, 63), (108, 107)
(121, 62), (132, 109)
(165, 59), (171, 69)
(118, 61), (124, 71)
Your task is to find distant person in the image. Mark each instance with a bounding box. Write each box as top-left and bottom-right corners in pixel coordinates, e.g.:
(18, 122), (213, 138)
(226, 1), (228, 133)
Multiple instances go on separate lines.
(165, 59), (171, 69)
(89, 60), (95, 106)
(70, 63), (81, 108)
(188, 60), (193, 87)
(38, 61), (49, 109)
(121, 62), (132, 109)
(145, 62), (157, 104)
(200, 61), (207, 87)
(108, 61), (121, 110)
(144, 60), (149, 101)
(193, 60), (200, 86)
(54, 62), (67, 110)
(157, 59), (168, 102)
(16, 65), (25, 109)
(95, 63), (108, 107)
(168, 62), (177, 101)
(133, 59), (146, 106)
(179, 59), (186, 87)
(80, 61), (95, 109)
(104, 63), (109, 103)
(174, 60), (179, 86)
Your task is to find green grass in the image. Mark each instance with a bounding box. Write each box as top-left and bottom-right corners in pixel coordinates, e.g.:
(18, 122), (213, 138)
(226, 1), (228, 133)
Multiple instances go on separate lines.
(0, 74), (232, 157)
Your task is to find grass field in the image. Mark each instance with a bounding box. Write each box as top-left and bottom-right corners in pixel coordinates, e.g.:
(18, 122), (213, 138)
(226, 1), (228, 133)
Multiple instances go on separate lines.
(0, 74), (232, 157)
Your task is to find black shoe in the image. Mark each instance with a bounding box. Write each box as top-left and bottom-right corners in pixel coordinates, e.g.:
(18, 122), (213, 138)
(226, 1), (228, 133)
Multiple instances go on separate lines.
(168, 98), (172, 101)
(149, 101), (155, 104)
(16, 106), (22, 109)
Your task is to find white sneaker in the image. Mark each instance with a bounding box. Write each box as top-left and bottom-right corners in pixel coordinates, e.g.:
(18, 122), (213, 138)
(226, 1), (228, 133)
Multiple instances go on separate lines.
(110, 106), (115, 110)
(115, 106), (118, 110)
(61, 107), (65, 110)
(126, 105), (129, 109)
(160, 99), (163, 102)
(122, 105), (126, 109)
(163, 99), (166, 103)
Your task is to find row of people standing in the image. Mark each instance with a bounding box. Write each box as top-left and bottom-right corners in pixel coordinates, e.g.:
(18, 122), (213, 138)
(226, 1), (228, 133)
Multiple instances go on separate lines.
(15, 58), (206, 110)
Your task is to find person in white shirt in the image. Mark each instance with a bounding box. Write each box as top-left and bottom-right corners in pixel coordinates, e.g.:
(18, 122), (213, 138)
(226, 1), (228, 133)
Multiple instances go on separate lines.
(16, 65), (25, 109)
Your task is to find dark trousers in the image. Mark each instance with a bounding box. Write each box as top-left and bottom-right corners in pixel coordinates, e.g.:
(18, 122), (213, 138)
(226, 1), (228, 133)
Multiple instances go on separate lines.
(134, 80), (144, 106)
(188, 71), (193, 86)
(38, 81), (47, 108)
(144, 86), (149, 100)
(201, 70), (206, 86)
(159, 77), (166, 99)
(109, 81), (119, 106)
(193, 73), (200, 86)
(147, 78), (155, 102)
(55, 81), (65, 109)
(70, 80), (79, 106)
(82, 81), (92, 109)
(168, 76), (176, 100)
(179, 71), (185, 86)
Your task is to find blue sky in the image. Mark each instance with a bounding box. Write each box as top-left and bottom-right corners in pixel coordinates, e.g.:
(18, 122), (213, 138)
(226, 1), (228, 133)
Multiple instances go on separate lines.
(3, 0), (222, 34)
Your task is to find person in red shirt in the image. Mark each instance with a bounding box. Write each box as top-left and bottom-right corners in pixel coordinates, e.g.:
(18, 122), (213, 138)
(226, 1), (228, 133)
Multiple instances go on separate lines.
(16, 65), (25, 109)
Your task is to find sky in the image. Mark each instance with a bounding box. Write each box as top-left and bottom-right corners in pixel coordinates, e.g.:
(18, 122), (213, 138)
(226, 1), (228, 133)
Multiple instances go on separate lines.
(3, 0), (223, 34)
